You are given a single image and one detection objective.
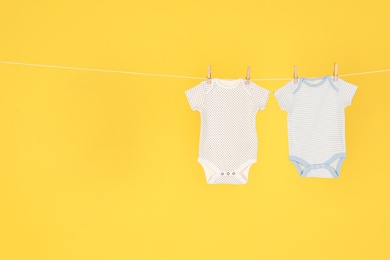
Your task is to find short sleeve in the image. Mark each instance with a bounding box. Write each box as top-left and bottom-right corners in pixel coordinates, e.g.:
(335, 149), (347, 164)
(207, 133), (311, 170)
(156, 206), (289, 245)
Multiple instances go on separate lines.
(184, 81), (206, 111)
(249, 82), (270, 111)
(274, 80), (295, 112)
(336, 78), (358, 108)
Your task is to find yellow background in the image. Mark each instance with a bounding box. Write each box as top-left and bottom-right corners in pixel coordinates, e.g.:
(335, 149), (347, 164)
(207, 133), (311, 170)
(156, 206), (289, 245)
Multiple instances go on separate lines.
(0, 0), (389, 259)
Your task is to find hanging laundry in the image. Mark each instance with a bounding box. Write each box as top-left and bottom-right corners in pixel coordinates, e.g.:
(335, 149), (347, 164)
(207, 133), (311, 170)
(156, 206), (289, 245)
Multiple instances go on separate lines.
(274, 76), (357, 178)
(185, 78), (270, 184)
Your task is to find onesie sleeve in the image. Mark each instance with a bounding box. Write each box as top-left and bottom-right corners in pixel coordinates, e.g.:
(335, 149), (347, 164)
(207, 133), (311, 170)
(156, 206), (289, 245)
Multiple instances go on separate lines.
(249, 82), (270, 111)
(184, 81), (207, 111)
(274, 80), (295, 112)
(336, 78), (358, 108)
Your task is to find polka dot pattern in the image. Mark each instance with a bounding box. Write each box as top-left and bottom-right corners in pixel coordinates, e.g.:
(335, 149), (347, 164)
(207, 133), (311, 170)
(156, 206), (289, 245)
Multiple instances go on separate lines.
(214, 176), (243, 185)
(185, 78), (270, 184)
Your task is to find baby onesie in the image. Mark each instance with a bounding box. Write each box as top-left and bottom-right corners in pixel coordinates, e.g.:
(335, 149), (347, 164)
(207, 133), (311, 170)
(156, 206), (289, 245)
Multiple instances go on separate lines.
(274, 76), (357, 178)
(185, 78), (270, 184)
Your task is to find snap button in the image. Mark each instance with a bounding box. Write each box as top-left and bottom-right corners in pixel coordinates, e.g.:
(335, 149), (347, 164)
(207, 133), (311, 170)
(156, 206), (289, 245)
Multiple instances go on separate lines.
(232, 172), (235, 175)
(227, 172), (230, 175)
(221, 172), (224, 176)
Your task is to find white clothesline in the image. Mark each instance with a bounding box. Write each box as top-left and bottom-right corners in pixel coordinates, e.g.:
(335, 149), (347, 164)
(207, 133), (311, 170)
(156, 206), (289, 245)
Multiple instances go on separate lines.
(1, 61), (390, 81)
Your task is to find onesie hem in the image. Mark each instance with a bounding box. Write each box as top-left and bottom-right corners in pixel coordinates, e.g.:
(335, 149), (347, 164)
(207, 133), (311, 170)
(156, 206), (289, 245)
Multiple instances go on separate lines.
(289, 152), (346, 178)
(198, 157), (257, 185)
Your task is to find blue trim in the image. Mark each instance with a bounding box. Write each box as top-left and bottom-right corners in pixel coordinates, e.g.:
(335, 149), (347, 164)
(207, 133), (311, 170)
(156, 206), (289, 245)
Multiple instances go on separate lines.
(292, 78), (304, 94)
(324, 153), (346, 177)
(292, 76), (339, 94)
(326, 76), (339, 92)
(289, 156), (310, 176)
(301, 76), (328, 87)
(291, 160), (303, 175)
(289, 153), (346, 178)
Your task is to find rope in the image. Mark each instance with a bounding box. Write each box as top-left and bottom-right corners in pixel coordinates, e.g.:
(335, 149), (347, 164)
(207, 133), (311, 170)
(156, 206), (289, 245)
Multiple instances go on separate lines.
(1, 61), (390, 81)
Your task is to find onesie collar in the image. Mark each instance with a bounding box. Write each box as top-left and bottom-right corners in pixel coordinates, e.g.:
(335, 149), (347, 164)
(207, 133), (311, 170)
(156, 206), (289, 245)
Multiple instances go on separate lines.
(213, 78), (244, 89)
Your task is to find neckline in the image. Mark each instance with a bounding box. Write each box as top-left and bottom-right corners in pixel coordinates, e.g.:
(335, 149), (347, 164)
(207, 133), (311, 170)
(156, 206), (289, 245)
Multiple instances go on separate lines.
(213, 78), (243, 89)
(301, 76), (330, 87)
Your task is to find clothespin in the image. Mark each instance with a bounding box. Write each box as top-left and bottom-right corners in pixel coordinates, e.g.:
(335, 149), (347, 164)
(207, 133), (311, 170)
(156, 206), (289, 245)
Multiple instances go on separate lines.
(245, 66), (251, 85)
(206, 65), (212, 84)
(333, 63), (338, 82)
(293, 65), (298, 84)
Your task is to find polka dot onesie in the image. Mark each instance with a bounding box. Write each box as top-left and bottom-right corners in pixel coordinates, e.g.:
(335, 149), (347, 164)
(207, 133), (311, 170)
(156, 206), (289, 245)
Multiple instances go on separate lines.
(185, 78), (270, 184)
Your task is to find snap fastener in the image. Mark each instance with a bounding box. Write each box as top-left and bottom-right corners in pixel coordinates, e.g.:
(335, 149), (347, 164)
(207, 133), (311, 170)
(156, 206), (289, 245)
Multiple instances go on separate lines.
(232, 172), (235, 175)
(227, 172), (230, 175)
(221, 172), (224, 176)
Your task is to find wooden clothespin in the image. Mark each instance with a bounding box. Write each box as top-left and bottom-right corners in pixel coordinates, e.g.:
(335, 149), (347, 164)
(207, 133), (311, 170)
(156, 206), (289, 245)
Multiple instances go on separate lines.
(245, 66), (251, 85)
(333, 63), (338, 82)
(293, 65), (298, 84)
(206, 65), (212, 84)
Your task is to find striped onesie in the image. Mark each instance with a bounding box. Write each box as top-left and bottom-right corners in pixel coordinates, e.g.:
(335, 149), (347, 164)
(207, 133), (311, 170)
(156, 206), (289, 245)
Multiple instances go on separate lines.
(274, 76), (357, 178)
(185, 78), (270, 184)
